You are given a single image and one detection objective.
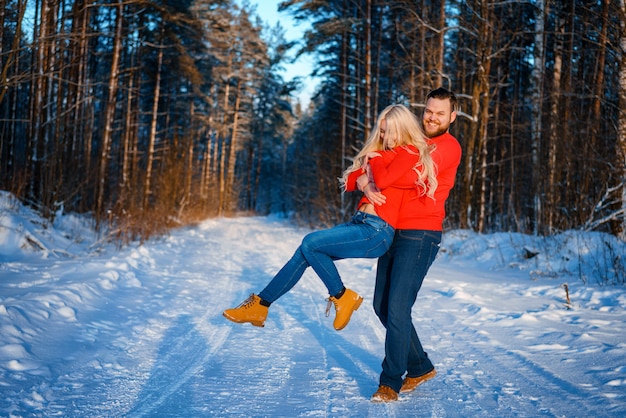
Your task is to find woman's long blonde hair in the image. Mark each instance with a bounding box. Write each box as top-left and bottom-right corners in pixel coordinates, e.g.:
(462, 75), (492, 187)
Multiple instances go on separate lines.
(340, 104), (438, 199)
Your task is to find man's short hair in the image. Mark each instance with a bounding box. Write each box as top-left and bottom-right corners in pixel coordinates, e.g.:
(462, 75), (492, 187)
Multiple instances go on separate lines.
(427, 88), (457, 112)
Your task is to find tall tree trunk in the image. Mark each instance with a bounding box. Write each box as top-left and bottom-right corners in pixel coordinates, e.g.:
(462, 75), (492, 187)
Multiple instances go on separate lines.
(218, 72), (231, 216)
(182, 100), (195, 214)
(475, 31), (491, 234)
(435, 0), (445, 87)
(617, 0), (626, 239)
(530, 0), (545, 235)
(143, 35), (164, 212)
(372, 2), (382, 120)
(97, 1), (123, 219)
(0, 0), (26, 105)
(224, 80), (242, 214)
(210, 122), (219, 208)
(201, 110), (215, 204)
(0, 0), (27, 183)
(477, 80), (490, 233)
(363, 0), (372, 139)
(461, 0), (492, 230)
(592, 0), (609, 121)
(562, 2), (575, 231)
(120, 66), (136, 209)
(67, 0), (92, 211)
(547, 19), (563, 233)
(418, 0), (426, 96)
(340, 0), (348, 216)
(248, 138), (260, 211)
(29, 0), (47, 205)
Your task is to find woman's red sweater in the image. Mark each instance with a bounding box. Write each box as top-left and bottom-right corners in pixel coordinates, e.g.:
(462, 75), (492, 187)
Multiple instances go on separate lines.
(345, 145), (420, 228)
(345, 133), (462, 231)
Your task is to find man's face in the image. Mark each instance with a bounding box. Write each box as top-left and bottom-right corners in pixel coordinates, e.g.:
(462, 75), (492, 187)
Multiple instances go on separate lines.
(422, 97), (457, 138)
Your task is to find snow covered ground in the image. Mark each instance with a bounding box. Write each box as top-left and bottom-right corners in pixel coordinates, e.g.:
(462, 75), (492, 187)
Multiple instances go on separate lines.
(1, 191), (625, 417)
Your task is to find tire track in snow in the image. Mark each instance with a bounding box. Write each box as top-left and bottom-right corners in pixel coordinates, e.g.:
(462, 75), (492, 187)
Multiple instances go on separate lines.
(442, 325), (598, 416)
(259, 270), (409, 417)
(114, 233), (234, 417)
(421, 268), (606, 417)
(124, 318), (230, 417)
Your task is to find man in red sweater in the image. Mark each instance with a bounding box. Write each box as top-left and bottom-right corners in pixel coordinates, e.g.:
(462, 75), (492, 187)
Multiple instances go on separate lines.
(358, 88), (462, 402)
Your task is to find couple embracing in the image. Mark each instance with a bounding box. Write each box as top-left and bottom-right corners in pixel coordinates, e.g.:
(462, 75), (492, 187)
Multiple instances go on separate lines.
(224, 88), (461, 402)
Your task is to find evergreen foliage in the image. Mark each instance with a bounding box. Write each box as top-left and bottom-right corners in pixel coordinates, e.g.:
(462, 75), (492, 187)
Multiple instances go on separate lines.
(0, 0), (624, 241)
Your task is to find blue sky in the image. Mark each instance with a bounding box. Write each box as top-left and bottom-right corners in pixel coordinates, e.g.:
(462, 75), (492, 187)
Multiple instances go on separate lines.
(248, 0), (318, 106)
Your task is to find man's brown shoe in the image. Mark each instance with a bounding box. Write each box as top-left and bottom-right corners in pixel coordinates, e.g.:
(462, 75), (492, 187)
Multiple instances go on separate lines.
(400, 368), (437, 393)
(371, 385), (398, 403)
(326, 288), (363, 330)
(223, 294), (268, 327)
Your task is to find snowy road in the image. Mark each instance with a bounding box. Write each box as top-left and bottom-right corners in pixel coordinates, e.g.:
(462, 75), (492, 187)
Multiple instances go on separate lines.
(1, 215), (625, 417)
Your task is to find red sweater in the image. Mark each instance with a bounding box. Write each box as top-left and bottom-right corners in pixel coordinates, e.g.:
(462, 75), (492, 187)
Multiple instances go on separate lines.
(345, 145), (420, 228)
(396, 132), (462, 230)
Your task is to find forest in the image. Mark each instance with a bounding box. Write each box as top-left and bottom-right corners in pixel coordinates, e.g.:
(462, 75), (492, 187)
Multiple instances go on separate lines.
(1, 0), (625, 243)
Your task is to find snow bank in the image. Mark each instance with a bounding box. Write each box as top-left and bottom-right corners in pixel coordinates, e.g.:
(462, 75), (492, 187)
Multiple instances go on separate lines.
(441, 229), (625, 285)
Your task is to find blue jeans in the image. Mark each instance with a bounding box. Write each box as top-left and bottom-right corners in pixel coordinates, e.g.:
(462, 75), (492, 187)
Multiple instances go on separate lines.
(259, 212), (394, 303)
(373, 229), (442, 393)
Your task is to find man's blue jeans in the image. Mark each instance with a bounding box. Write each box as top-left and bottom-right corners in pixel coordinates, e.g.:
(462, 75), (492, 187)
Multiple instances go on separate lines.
(373, 229), (442, 393)
(259, 212), (394, 303)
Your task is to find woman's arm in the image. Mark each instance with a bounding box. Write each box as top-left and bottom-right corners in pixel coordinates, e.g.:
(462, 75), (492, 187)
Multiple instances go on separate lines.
(369, 146), (420, 190)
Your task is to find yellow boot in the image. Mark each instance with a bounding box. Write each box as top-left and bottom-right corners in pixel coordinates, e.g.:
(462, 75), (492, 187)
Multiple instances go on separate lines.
(326, 288), (363, 330)
(371, 385), (398, 402)
(400, 368), (437, 393)
(223, 294), (268, 327)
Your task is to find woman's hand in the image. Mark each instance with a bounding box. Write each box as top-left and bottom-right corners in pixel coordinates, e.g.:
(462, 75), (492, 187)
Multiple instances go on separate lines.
(356, 173), (370, 192)
(366, 151), (382, 160)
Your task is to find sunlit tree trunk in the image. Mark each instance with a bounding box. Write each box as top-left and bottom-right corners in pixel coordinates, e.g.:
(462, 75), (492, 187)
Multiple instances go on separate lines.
(182, 100), (195, 214)
(210, 120), (220, 206)
(224, 80), (241, 214)
(218, 55), (232, 216)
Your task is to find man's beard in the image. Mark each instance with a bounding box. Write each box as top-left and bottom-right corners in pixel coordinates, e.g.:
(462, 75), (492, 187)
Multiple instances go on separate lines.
(424, 124), (448, 138)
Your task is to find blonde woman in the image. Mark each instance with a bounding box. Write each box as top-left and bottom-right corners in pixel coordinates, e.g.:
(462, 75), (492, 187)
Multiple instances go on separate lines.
(223, 105), (438, 331)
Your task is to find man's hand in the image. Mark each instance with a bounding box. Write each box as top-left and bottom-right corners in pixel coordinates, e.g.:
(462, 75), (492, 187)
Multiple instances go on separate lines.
(357, 173), (386, 206)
